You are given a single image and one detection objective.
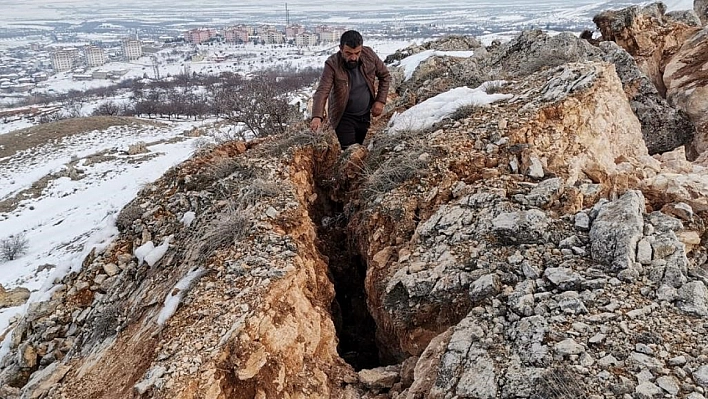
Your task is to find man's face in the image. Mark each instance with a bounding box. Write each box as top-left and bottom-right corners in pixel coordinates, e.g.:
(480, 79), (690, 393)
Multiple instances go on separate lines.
(341, 44), (362, 69)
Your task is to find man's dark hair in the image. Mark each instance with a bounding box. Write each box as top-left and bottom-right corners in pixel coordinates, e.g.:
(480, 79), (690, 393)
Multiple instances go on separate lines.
(340, 30), (363, 48)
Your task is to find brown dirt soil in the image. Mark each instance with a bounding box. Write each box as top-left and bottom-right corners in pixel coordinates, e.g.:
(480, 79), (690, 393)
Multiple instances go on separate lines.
(0, 116), (163, 159)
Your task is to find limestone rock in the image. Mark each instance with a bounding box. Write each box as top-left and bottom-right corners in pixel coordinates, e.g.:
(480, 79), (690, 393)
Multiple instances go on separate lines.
(664, 27), (708, 158)
(491, 209), (549, 244)
(0, 285), (31, 309)
(696, 0), (708, 25)
(594, 3), (700, 96)
(695, 365), (708, 388)
(599, 40), (695, 155)
(590, 190), (645, 270)
(676, 281), (708, 316)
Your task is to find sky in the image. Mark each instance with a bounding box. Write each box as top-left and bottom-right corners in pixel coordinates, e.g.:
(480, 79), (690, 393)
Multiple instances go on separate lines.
(0, 1), (696, 25)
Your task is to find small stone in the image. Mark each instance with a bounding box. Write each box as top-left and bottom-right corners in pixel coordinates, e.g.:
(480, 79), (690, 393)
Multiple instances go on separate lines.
(469, 274), (501, 303)
(635, 381), (663, 398)
(668, 355), (687, 366)
(528, 156), (544, 178)
(554, 338), (585, 356)
(636, 369), (654, 382)
(265, 207), (278, 219)
(637, 238), (653, 265)
(636, 343), (654, 356)
(358, 366), (401, 390)
(598, 354), (620, 368)
(93, 274), (107, 285)
(103, 263), (119, 277)
(656, 375), (680, 396)
(589, 333), (606, 345)
(575, 212), (590, 231)
(695, 365), (708, 388)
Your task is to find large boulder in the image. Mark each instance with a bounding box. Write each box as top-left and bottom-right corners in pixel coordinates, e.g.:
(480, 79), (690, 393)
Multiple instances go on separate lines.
(664, 27), (708, 157)
(600, 41), (695, 155)
(696, 0), (708, 25)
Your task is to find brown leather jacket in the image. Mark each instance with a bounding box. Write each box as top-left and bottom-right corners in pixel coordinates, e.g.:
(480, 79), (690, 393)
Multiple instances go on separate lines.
(311, 46), (391, 129)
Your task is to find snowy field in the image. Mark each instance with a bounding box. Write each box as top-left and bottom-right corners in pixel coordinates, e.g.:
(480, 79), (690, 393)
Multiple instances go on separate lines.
(0, 118), (207, 338)
(0, 0), (695, 27)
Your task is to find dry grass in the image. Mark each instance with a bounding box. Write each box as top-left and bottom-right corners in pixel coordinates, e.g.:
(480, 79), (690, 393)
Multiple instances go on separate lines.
(360, 150), (429, 203)
(531, 366), (589, 399)
(237, 179), (281, 208)
(260, 129), (330, 157)
(115, 201), (144, 232)
(0, 116), (159, 159)
(199, 208), (252, 257)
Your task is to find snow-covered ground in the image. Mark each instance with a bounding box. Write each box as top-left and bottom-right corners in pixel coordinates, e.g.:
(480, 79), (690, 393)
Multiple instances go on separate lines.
(0, 118), (207, 339)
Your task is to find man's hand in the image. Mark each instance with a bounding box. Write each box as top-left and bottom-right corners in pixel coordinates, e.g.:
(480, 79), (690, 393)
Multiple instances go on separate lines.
(310, 117), (322, 132)
(371, 101), (385, 117)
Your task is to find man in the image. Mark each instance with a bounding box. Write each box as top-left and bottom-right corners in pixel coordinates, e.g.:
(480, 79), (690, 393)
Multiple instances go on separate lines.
(310, 30), (391, 149)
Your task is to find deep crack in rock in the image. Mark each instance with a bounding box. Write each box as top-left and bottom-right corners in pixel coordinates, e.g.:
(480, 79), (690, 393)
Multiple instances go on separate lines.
(309, 154), (383, 371)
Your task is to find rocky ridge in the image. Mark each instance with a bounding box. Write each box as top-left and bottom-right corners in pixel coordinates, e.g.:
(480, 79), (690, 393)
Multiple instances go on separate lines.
(2, 2), (708, 399)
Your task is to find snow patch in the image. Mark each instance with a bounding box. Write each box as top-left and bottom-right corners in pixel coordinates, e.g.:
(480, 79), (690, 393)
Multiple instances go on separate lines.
(134, 241), (155, 267)
(157, 267), (206, 326)
(388, 82), (513, 133)
(181, 211), (196, 227)
(144, 235), (172, 267)
(395, 50), (475, 81)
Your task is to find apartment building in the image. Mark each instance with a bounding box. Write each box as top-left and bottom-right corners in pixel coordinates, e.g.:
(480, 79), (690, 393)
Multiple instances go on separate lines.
(184, 28), (216, 44)
(84, 46), (106, 67)
(314, 25), (344, 42)
(50, 48), (79, 72)
(295, 32), (318, 47)
(285, 24), (305, 39)
(318, 30), (340, 43)
(262, 31), (285, 44)
(224, 26), (249, 43)
(121, 38), (143, 60)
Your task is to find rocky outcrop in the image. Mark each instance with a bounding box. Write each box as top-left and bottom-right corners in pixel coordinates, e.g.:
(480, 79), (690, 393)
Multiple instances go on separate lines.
(350, 54), (708, 396)
(383, 35), (481, 64)
(390, 29), (695, 155)
(696, 0), (708, 25)
(593, 2), (700, 96)
(664, 27), (708, 156)
(3, 17), (708, 399)
(599, 41), (695, 156)
(593, 2), (708, 159)
(0, 285), (30, 310)
(0, 137), (357, 398)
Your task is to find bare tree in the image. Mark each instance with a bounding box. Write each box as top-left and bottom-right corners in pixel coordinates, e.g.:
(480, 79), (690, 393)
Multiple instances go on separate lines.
(1, 233), (29, 261)
(93, 101), (121, 116)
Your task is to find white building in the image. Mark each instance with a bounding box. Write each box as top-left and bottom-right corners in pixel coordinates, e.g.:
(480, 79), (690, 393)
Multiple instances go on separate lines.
(295, 33), (318, 47)
(263, 31), (285, 44)
(318, 30), (340, 43)
(84, 46), (106, 67)
(121, 38), (143, 61)
(51, 49), (77, 72)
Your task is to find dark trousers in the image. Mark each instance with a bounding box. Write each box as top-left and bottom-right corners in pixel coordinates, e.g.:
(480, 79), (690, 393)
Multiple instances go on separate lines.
(335, 113), (371, 150)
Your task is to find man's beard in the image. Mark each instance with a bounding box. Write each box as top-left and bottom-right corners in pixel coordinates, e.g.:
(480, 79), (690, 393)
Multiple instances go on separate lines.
(345, 60), (359, 69)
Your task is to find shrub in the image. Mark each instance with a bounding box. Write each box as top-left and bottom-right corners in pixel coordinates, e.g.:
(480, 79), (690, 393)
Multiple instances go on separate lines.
(199, 208), (252, 257)
(0, 233), (29, 261)
(531, 366), (589, 399)
(360, 150), (429, 203)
